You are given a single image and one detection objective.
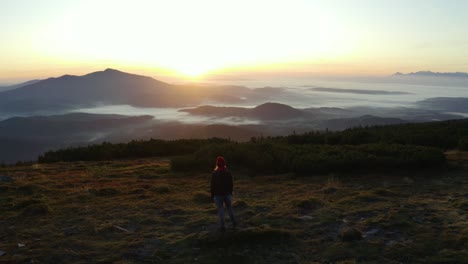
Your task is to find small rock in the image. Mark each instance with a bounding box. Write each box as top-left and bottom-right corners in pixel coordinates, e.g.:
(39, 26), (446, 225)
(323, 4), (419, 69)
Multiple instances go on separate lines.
(0, 251), (5, 256)
(0, 176), (14, 182)
(63, 227), (79, 236)
(18, 243), (25, 248)
(323, 187), (337, 194)
(298, 215), (314, 221)
(403, 177), (414, 184)
(364, 228), (379, 237)
(339, 227), (362, 242)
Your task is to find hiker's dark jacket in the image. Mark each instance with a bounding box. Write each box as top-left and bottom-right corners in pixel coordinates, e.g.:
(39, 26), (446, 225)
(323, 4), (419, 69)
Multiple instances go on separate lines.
(210, 170), (233, 198)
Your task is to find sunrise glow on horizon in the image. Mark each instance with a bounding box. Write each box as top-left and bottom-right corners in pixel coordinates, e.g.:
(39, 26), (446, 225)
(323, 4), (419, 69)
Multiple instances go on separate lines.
(1, 0), (468, 82)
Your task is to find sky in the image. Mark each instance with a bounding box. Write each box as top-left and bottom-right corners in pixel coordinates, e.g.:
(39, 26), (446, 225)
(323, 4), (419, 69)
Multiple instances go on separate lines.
(1, 0), (468, 83)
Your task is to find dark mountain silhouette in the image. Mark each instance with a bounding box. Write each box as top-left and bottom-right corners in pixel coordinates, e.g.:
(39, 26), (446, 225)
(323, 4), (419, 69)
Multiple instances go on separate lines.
(0, 69), (179, 112)
(180, 101), (464, 123)
(0, 69), (243, 113)
(0, 113), (155, 163)
(0, 79), (41, 92)
(0, 113), (154, 140)
(393, 71), (468, 78)
(304, 107), (349, 115)
(417, 97), (468, 113)
(0, 137), (53, 164)
(180, 102), (308, 120)
(251, 102), (306, 120)
(0, 69), (298, 114)
(179, 105), (248, 117)
(0, 113), (262, 163)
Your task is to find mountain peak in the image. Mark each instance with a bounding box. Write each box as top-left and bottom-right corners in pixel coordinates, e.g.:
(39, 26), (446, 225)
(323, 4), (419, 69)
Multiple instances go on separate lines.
(83, 68), (153, 80)
(0, 68), (173, 112)
(254, 102), (295, 109)
(252, 102), (304, 120)
(103, 68), (122, 73)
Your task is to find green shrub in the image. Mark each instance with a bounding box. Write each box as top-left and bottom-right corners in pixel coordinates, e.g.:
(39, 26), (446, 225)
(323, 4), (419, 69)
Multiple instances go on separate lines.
(458, 136), (468, 150)
(171, 142), (446, 174)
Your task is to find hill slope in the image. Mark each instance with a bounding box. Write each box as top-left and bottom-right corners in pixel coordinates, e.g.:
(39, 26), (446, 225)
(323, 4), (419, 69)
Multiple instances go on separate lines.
(180, 102), (308, 120)
(0, 69), (175, 112)
(0, 79), (41, 92)
(0, 156), (467, 263)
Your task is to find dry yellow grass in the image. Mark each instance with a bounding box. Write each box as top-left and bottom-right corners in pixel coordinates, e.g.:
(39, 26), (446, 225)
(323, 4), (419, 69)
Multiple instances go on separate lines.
(0, 155), (467, 263)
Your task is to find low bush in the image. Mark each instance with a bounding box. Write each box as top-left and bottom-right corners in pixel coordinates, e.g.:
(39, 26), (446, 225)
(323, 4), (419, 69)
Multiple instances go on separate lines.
(171, 142), (446, 174)
(458, 136), (468, 150)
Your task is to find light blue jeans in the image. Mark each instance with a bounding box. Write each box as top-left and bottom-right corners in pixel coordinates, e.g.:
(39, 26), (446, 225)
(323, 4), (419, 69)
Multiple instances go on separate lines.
(214, 195), (236, 228)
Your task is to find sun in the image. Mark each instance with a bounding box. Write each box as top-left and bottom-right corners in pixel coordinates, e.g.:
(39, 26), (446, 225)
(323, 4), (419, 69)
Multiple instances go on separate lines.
(162, 53), (233, 78)
(37, 1), (356, 78)
(172, 63), (214, 78)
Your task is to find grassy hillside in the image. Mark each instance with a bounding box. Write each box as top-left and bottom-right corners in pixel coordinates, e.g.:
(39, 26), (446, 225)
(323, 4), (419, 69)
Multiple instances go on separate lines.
(1, 153), (467, 263)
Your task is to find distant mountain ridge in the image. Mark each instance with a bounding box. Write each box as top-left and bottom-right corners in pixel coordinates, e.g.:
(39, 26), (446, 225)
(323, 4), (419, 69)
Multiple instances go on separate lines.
(0, 68), (261, 114)
(417, 97), (468, 113)
(180, 102), (308, 120)
(0, 68), (297, 114)
(0, 79), (41, 92)
(0, 68), (177, 113)
(393, 71), (468, 78)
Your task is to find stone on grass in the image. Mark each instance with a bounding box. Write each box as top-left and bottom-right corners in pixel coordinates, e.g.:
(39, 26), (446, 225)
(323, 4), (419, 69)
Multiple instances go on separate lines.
(365, 229), (379, 235)
(0, 251), (5, 256)
(0, 176), (14, 182)
(18, 243), (25, 248)
(363, 228), (380, 238)
(63, 227), (79, 236)
(339, 227), (362, 242)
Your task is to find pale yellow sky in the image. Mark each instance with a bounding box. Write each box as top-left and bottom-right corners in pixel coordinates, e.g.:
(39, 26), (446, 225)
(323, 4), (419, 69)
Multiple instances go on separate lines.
(1, 0), (468, 83)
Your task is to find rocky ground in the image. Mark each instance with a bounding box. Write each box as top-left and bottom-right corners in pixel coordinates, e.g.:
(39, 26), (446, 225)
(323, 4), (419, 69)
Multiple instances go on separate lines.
(0, 153), (467, 263)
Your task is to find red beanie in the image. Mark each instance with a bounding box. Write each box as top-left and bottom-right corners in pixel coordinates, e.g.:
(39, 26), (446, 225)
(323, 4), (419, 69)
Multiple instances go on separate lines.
(216, 156), (226, 170)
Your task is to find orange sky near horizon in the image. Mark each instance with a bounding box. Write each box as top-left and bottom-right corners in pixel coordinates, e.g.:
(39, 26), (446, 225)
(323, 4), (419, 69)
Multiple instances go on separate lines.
(1, 0), (468, 83)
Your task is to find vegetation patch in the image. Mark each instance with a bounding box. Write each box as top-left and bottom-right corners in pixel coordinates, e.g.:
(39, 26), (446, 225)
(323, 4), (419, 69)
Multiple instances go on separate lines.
(192, 191), (211, 203)
(16, 185), (38, 196)
(150, 184), (171, 194)
(201, 227), (295, 246)
(21, 202), (50, 216)
(0, 158), (466, 263)
(322, 241), (384, 262)
(88, 188), (120, 196)
(293, 198), (324, 214)
(37, 120), (467, 175)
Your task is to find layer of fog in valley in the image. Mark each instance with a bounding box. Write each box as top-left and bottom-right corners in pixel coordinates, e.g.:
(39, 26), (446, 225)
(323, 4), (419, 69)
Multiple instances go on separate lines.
(73, 105), (261, 125)
(67, 78), (468, 122)
(200, 77), (468, 108)
(1, 69), (467, 163)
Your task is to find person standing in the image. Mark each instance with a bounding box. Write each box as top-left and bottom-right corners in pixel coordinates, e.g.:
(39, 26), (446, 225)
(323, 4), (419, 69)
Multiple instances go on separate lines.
(210, 156), (236, 232)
